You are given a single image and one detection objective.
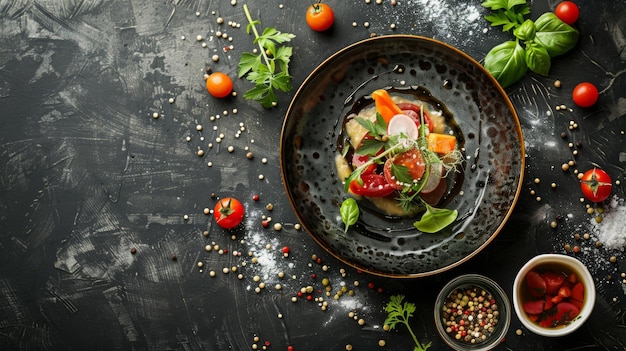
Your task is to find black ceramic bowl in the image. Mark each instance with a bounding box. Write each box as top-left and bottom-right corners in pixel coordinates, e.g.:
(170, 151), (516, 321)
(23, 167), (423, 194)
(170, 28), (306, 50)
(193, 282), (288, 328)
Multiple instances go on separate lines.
(280, 35), (524, 277)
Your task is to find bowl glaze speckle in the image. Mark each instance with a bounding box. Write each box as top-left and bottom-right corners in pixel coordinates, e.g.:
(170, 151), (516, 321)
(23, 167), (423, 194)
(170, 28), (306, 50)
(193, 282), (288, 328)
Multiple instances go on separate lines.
(280, 35), (524, 277)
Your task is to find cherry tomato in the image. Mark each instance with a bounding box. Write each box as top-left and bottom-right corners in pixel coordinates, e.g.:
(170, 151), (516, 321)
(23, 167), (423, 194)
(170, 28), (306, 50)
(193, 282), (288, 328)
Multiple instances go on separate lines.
(213, 197), (245, 229)
(205, 72), (233, 98)
(383, 148), (427, 189)
(306, 3), (334, 32)
(349, 173), (395, 197)
(572, 82), (599, 108)
(555, 1), (580, 26)
(580, 168), (612, 203)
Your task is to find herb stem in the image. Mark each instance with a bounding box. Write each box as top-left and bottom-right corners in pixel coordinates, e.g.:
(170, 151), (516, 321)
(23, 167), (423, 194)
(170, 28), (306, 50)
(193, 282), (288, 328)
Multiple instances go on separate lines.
(243, 4), (273, 73)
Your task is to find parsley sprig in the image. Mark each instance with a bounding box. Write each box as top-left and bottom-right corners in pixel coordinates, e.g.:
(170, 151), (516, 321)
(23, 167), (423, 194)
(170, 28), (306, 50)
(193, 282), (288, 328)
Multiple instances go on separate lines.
(482, 0), (530, 32)
(239, 4), (296, 108)
(384, 295), (432, 351)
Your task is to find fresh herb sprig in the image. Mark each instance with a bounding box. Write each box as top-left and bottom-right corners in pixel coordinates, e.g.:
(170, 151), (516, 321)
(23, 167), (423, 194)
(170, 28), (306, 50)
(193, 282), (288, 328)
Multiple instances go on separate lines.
(239, 4), (296, 108)
(482, 0), (579, 87)
(384, 295), (432, 351)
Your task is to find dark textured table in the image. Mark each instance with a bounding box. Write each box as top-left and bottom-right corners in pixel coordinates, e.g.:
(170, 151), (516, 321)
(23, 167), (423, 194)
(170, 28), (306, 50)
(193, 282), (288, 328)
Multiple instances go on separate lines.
(1, 1), (625, 350)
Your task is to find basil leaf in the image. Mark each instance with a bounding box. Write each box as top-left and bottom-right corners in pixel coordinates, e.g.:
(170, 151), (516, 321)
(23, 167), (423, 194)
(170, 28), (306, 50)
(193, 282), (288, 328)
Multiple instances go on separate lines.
(534, 12), (579, 57)
(340, 198), (359, 233)
(484, 40), (528, 88)
(414, 204), (458, 233)
(513, 19), (536, 42)
(525, 41), (551, 76)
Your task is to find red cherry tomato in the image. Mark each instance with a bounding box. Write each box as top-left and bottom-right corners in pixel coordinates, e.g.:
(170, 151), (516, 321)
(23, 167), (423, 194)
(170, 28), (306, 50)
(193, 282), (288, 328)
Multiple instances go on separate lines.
(349, 173), (395, 197)
(555, 1), (580, 26)
(580, 168), (612, 203)
(213, 197), (245, 229)
(205, 72), (233, 98)
(572, 82), (599, 108)
(306, 3), (334, 32)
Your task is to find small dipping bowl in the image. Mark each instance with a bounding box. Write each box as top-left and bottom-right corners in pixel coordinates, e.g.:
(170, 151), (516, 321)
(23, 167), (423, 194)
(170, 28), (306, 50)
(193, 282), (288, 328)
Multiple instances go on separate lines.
(435, 274), (511, 351)
(513, 254), (595, 337)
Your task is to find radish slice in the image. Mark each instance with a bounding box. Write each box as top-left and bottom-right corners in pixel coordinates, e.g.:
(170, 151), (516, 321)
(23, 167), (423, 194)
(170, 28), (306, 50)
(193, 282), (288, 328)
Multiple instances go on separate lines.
(421, 162), (443, 193)
(387, 114), (418, 139)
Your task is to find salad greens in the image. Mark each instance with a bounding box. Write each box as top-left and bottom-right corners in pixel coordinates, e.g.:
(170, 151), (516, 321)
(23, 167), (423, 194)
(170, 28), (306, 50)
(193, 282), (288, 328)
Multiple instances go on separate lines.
(482, 0), (579, 87)
(339, 104), (461, 234)
(384, 295), (432, 351)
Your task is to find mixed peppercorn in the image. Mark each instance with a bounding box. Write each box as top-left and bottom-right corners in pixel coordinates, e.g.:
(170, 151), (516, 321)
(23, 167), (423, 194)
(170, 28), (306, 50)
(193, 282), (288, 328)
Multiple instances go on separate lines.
(440, 286), (500, 344)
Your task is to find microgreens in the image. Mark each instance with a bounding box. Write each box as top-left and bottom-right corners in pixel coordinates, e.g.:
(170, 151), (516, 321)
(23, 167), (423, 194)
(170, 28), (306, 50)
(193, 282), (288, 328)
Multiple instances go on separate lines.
(239, 4), (296, 108)
(384, 295), (432, 351)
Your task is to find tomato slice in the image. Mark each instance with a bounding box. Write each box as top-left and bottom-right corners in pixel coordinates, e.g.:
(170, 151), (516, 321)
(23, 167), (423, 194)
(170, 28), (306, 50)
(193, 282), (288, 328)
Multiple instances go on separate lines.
(349, 173), (395, 197)
(396, 102), (434, 132)
(383, 148), (426, 190)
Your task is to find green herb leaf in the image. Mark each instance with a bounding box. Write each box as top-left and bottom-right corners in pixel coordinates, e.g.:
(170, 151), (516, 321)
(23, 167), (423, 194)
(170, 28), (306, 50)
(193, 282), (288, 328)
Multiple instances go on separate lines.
(525, 41), (551, 76)
(238, 52), (262, 78)
(513, 19), (536, 41)
(355, 115), (387, 138)
(356, 138), (385, 156)
(484, 12), (518, 32)
(239, 4), (296, 108)
(391, 163), (412, 185)
(414, 203), (458, 233)
(481, 0), (526, 11)
(384, 295), (432, 351)
(484, 40), (528, 88)
(243, 83), (278, 109)
(534, 12), (580, 57)
(340, 198), (359, 233)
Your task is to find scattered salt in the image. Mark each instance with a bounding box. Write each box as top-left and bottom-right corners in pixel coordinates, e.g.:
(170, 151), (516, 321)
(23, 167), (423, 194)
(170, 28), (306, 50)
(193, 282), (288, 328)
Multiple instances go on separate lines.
(593, 198), (626, 250)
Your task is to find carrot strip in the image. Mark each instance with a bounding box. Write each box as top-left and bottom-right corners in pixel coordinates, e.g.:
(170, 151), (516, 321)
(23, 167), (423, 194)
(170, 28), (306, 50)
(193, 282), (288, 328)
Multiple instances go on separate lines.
(371, 89), (403, 123)
(427, 133), (457, 155)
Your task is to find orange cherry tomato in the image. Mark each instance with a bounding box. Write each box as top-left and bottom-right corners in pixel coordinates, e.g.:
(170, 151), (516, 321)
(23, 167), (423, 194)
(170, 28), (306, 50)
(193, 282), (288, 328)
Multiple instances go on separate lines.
(206, 72), (233, 98)
(306, 3), (334, 32)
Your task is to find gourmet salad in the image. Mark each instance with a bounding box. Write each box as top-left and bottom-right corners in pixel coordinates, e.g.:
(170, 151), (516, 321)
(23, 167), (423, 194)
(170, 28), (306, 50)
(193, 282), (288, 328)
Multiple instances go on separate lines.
(336, 89), (465, 233)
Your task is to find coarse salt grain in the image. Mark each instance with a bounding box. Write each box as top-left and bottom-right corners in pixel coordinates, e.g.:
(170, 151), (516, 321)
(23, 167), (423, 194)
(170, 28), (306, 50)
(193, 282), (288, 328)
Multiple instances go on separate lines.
(593, 199), (626, 250)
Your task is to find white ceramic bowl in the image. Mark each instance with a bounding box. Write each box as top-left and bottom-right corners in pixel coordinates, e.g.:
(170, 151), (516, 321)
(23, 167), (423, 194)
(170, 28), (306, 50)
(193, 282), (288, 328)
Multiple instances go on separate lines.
(513, 254), (595, 337)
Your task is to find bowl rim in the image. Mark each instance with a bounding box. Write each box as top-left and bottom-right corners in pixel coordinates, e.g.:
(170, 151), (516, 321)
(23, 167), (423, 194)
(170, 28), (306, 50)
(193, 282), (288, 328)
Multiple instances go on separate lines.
(434, 274), (511, 351)
(280, 34), (525, 278)
(512, 254), (596, 336)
